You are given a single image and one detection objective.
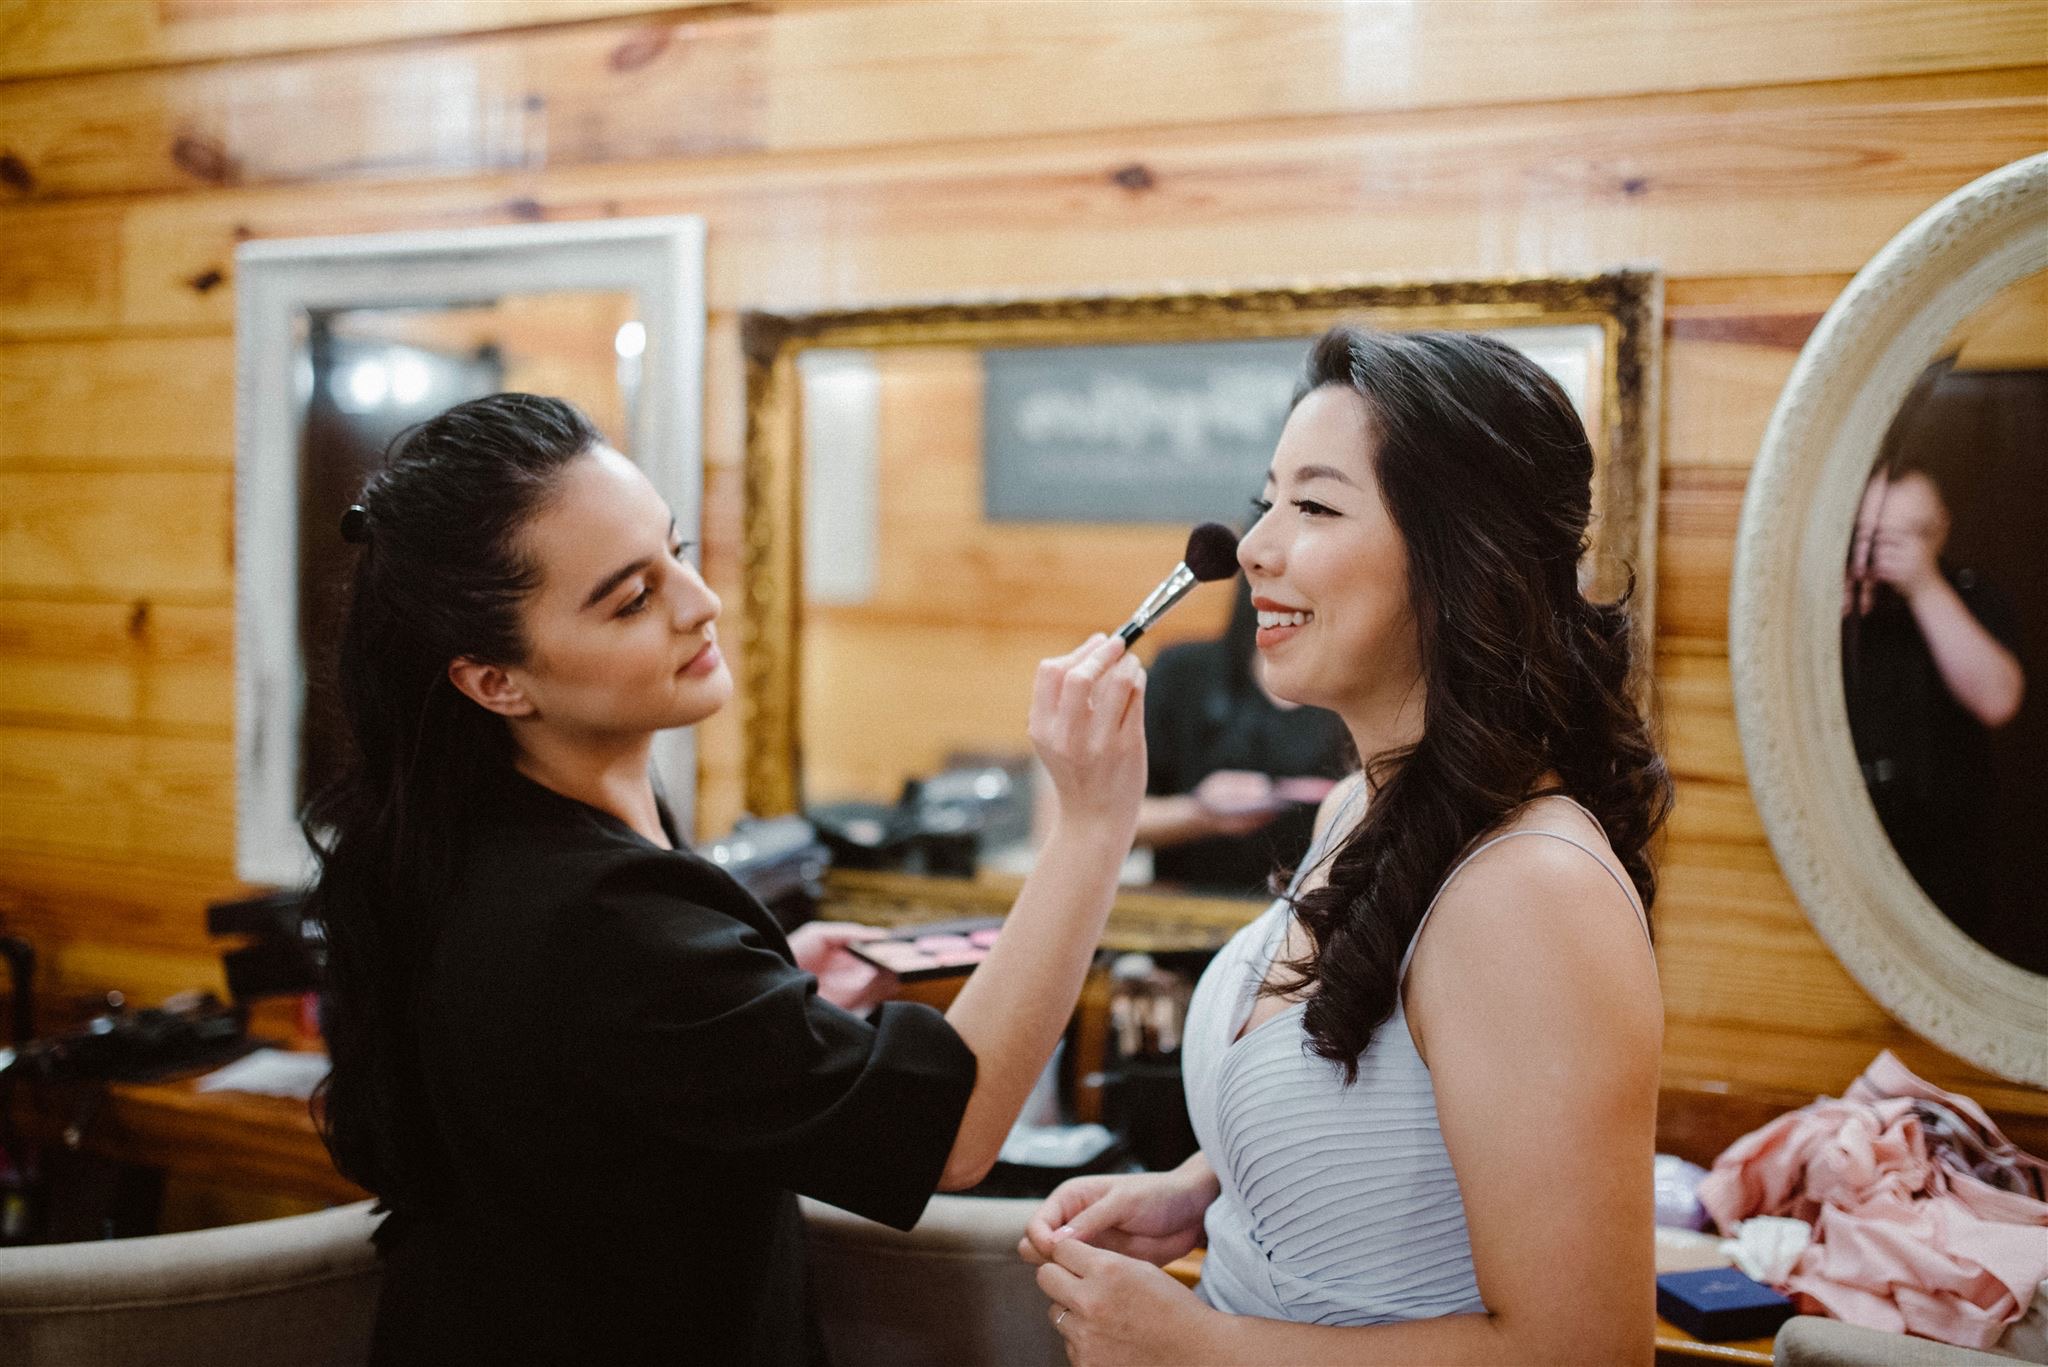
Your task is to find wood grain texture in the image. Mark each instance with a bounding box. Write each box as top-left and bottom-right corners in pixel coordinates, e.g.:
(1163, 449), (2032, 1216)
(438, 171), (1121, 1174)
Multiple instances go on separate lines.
(1666, 312), (1833, 480)
(0, 335), (236, 465)
(5, 69), (2043, 340)
(1658, 652), (1745, 787)
(0, 726), (234, 864)
(0, 470), (234, 599)
(0, 4), (2041, 1127)
(0, 200), (121, 333)
(1664, 1019), (2048, 1122)
(1657, 467), (1748, 649)
(0, 600), (233, 734)
(0, 0), (726, 80)
(0, 847), (243, 954)
(3, 2), (2039, 199)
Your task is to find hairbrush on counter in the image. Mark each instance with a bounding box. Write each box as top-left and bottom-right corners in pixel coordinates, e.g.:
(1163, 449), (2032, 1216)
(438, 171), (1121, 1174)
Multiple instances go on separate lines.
(1115, 522), (1241, 646)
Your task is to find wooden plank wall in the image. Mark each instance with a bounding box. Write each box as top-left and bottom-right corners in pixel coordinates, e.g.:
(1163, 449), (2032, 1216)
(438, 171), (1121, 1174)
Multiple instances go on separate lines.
(801, 346), (1238, 803)
(2, 0), (2045, 1119)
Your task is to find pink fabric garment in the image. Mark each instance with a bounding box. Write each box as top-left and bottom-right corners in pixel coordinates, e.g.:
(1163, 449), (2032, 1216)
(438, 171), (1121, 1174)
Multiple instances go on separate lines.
(1848, 1051), (2048, 1200)
(1697, 1052), (2048, 1350)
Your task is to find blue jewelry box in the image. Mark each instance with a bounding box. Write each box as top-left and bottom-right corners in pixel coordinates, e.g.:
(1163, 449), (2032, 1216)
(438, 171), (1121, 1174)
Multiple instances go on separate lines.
(1655, 1268), (1797, 1342)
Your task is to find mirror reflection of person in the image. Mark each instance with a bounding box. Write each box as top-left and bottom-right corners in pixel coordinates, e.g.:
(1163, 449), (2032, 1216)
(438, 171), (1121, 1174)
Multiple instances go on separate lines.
(306, 395), (1150, 1364)
(1022, 328), (1670, 1364)
(1844, 467), (2025, 919)
(1134, 575), (1352, 896)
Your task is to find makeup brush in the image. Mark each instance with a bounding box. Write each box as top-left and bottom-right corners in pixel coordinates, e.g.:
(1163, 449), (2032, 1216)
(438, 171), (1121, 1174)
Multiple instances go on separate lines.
(1115, 522), (1241, 646)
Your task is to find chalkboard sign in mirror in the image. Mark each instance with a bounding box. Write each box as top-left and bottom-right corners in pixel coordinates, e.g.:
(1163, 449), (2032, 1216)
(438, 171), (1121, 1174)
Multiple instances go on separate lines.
(740, 276), (1660, 915)
(979, 328), (1607, 527)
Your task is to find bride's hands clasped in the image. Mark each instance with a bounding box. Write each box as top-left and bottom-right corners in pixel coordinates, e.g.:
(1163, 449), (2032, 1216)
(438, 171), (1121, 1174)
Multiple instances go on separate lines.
(1019, 1165), (1218, 1268)
(1021, 1162), (1225, 1364)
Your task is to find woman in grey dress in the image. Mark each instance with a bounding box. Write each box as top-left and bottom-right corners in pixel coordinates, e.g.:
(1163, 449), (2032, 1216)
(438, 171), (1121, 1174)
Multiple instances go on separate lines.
(1024, 328), (1671, 1366)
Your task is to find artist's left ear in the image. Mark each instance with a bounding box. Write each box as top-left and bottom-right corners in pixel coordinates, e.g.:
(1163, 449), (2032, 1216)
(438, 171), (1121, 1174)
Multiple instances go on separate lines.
(447, 657), (536, 718)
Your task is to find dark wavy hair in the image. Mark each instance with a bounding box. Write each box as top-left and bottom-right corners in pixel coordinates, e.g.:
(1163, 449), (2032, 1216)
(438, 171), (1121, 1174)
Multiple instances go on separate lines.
(303, 393), (601, 1209)
(1270, 327), (1671, 1080)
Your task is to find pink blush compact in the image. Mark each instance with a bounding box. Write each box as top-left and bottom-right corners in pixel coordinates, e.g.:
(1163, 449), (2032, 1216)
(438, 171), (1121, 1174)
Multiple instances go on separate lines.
(854, 940), (940, 974)
(846, 916), (1005, 983)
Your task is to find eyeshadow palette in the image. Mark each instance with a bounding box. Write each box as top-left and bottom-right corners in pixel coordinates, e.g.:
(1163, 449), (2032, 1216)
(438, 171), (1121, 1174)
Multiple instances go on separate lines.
(1197, 774), (1340, 818)
(847, 917), (1005, 982)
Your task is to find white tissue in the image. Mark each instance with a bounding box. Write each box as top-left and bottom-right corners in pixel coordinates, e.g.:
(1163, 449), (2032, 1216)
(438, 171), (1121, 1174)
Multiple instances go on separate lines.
(195, 1048), (330, 1100)
(998, 1123), (1117, 1169)
(1720, 1215), (1813, 1285)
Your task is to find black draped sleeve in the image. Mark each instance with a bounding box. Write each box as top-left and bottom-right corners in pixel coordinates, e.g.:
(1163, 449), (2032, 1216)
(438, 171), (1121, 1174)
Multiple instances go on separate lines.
(560, 849), (976, 1232)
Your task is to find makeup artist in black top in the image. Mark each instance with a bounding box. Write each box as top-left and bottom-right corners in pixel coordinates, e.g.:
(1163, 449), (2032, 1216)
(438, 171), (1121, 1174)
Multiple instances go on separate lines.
(305, 395), (1147, 1366)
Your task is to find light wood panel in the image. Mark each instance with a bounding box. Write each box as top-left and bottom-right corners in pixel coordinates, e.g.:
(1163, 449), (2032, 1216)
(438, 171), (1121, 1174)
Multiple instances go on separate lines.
(0, 470), (233, 599)
(1952, 266), (2048, 368)
(1657, 652), (1745, 787)
(5, 69), (2042, 341)
(0, 726), (233, 865)
(0, 7), (768, 201)
(0, 4), (2042, 1125)
(0, 335), (235, 464)
(0, 199), (121, 334)
(3, 2), (2039, 199)
(0, 848), (242, 954)
(1664, 777), (1771, 849)
(759, 1), (2047, 148)
(803, 620), (1065, 804)
(1656, 466), (1747, 649)
(1655, 844), (1892, 1033)
(1664, 275), (1844, 471)
(0, 0), (718, 80)
(0, 600), (232, 734)
(1664, 1019), (2048, 1121)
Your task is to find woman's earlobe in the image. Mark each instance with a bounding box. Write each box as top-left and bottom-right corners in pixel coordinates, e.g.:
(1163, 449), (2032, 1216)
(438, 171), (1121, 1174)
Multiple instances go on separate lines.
(447, 657), (535, 718)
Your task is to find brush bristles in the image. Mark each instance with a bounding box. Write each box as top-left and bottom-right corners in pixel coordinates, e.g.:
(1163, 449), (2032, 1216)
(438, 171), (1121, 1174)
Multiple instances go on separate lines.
(1183, 522), (1241, 582)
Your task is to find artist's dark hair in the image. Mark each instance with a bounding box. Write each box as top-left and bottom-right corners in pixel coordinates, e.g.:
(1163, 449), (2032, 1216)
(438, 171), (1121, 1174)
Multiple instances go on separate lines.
(303, 393), (600, 1209)
(1272, 328), (1670, 1080)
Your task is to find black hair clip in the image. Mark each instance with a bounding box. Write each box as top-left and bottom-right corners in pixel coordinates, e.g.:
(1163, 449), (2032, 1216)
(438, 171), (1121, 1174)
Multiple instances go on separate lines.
(339, 504), (372, 545)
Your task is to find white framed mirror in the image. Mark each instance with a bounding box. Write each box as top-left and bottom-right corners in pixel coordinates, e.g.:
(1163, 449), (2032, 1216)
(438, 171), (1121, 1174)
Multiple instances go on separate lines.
(1733, 155), (2048, 1085)
(234, 217), (707, 887)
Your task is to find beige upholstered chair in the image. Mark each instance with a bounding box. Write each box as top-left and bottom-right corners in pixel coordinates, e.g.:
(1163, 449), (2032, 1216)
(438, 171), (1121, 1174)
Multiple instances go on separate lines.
(0, 1200), (381, 1367)
(802, 1193), (1067, 1367)
(1773, 1316), (2018, 1366)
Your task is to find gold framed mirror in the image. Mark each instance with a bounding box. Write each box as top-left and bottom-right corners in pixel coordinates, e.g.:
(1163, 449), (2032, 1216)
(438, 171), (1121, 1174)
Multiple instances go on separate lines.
(1733, 154), (2048, 1086)
(741, 274), (1661, 930)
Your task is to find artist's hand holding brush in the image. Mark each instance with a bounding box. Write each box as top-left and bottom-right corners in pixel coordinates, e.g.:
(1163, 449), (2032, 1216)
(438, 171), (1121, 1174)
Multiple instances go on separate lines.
(1032, 519), (1241, 848)
(937, 630), (1147, 1189)
(936, 525), (1234, 1190)
(1030, 633), (1149, 851)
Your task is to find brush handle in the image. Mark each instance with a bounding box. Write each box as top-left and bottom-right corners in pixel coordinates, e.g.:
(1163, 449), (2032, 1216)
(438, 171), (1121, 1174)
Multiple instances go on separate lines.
(1115, 563), (1197, 646)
